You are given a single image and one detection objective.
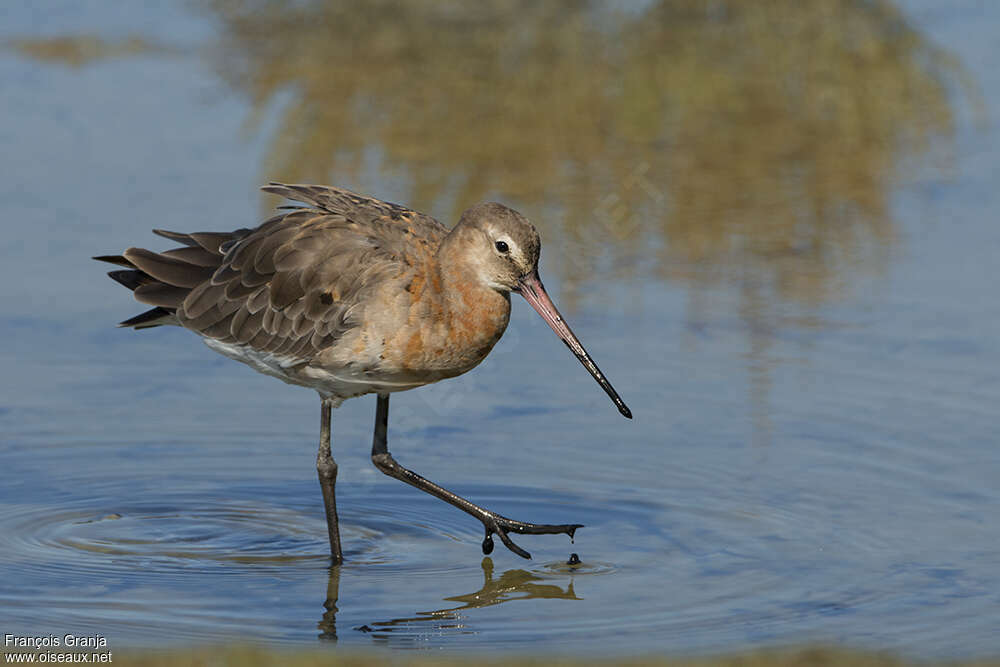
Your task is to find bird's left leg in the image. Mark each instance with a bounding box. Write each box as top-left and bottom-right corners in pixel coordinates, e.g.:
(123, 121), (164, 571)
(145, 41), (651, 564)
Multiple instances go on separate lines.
(369, 393), (582, 559)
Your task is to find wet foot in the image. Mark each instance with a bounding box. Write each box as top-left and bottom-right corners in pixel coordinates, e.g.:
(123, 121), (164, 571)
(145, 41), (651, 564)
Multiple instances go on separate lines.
(479, 512), (583, 559)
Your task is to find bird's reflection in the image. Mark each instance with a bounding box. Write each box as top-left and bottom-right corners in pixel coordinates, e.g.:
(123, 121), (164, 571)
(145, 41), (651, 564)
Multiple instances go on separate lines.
(317, 565), (341, 642)
(317, 557), (578, 643)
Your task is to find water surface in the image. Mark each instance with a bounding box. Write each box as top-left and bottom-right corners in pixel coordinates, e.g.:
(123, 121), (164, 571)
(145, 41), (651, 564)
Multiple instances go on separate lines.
(1, 0), (998, 659)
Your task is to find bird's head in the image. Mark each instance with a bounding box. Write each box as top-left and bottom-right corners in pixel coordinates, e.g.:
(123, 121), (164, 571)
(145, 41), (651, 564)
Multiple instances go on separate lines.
(449, 202), (632, 420)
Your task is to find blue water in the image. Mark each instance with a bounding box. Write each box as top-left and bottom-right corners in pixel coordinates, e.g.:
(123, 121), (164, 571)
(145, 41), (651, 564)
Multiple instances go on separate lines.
(1, 0), (998, 659)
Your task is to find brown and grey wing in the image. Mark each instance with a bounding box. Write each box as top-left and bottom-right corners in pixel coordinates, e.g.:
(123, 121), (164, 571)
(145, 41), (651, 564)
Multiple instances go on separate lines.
(97, 184), (430, 339)
(261, 182), (448, 250)
(176, 209), (401, 362)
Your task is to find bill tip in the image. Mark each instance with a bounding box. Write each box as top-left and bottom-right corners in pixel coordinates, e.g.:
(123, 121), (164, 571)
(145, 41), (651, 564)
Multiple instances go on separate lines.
(619, 404), (633, 419)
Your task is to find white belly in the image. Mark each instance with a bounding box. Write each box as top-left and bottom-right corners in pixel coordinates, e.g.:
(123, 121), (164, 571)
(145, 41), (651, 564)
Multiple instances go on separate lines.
(202, 337), (427, 405)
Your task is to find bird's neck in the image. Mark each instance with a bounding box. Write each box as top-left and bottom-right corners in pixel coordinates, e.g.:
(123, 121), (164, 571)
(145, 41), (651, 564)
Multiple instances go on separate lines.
(436, 224), (482, 283)
(433, 232), (511, 368)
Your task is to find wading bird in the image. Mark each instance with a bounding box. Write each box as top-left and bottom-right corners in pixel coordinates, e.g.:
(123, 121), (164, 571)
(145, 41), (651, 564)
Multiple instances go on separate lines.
(96, 184), (631, 563)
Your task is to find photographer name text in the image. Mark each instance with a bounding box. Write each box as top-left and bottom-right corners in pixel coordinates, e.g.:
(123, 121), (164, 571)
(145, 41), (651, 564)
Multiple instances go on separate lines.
(4, 635), (107, 649)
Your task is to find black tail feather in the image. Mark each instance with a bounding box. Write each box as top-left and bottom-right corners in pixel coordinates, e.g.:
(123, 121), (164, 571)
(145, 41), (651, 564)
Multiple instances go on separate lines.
(107, 269), (151, 291)
(93, 254), (134, 268)
(119, 307), (174, 329)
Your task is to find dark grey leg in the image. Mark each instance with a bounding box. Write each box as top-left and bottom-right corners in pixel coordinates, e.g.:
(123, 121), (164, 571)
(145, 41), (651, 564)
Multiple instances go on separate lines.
(317, 396), (343, 564)
(369, 393), (581, 559)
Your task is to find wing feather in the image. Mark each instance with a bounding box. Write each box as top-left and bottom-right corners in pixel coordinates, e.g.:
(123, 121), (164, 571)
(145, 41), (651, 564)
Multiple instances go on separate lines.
(109, 183), (443, 367)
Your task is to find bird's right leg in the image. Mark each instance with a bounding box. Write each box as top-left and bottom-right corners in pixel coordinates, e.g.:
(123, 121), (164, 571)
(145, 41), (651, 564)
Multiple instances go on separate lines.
(317, 396), (344, 564)
(369, 393), (582, 559)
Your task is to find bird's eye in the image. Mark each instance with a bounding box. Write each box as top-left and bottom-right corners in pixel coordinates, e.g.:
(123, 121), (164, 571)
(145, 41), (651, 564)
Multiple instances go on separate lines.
(495, 240), (509, 253)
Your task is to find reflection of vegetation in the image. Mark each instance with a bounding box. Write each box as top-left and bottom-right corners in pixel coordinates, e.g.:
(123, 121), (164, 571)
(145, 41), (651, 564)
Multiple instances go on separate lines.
(6, 35), (161, 67)
(206, 0), (967, 310)
(12, 3), (967, 309)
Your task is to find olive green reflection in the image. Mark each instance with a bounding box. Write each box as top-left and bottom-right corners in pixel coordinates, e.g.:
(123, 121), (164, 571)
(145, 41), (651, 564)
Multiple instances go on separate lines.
(317, 557), (577, 643)
(6, 35), (163, 67)
(206, 0), (963, 309)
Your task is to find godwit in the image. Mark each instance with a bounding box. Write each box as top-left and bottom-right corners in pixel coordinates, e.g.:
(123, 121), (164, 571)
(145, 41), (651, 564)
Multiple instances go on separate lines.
(95, 183), (631, 563)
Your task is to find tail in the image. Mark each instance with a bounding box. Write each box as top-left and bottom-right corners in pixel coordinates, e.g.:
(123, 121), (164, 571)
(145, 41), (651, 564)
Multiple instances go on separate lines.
(94, 229), (240, 329)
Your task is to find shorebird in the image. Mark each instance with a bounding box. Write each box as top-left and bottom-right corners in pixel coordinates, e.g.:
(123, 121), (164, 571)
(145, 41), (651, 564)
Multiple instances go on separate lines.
(95, 183), (631, 563)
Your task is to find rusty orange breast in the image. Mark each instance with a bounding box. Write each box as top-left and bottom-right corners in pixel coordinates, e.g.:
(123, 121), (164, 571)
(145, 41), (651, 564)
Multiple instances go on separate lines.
(438, 279), (511, 371)
(377, 261), (510, 380)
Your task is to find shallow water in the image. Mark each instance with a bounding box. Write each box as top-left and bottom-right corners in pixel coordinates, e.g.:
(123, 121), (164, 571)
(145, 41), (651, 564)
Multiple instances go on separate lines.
(1, 0), (999, 659)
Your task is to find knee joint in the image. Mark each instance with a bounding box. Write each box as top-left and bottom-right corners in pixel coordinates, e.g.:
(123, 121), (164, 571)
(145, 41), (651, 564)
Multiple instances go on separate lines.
(317, 456), (338, 479)
(371, 452), (396, 474)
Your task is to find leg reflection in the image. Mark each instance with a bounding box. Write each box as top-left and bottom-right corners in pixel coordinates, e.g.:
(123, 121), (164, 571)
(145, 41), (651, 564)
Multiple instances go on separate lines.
(317, 565), (340, 642)
(354, 557), (579, 643)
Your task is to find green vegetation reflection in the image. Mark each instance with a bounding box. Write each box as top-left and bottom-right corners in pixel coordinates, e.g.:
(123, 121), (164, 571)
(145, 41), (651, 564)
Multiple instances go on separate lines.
(7, 35), (163, 67)
(206, 0), (966, 309)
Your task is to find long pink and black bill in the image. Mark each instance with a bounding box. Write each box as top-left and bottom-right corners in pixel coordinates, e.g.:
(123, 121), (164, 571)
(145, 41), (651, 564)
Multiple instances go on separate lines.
(517, 272), (632, 419)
